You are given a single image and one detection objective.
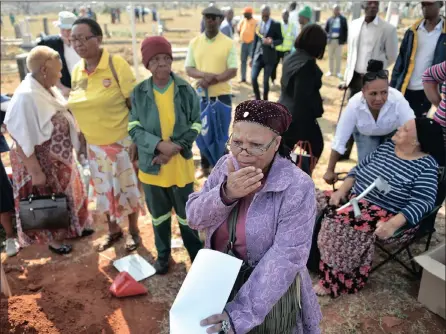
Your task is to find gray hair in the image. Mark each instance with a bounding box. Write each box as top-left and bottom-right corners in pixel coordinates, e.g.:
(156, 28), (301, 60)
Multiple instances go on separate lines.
(26, 45), (59, 74)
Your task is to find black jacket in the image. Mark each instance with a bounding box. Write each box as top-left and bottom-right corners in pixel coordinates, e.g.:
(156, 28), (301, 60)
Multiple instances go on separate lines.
(324, 15), (348, 45)
(279, 50), (324, 145)
(252, 19), (283, 65)
(38, 35), (72, 88)
(391, 18), (446, 93)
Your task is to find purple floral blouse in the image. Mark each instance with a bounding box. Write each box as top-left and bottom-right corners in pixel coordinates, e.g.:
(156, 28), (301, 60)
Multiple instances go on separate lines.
(186, 154), (322, 334)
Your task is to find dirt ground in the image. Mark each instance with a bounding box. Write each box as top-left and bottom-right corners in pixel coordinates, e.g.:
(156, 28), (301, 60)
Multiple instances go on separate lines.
(1, 7), (446, 334)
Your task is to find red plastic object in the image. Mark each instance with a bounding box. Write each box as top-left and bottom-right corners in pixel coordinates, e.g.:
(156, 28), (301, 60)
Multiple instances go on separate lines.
(110, 271), (148, 297)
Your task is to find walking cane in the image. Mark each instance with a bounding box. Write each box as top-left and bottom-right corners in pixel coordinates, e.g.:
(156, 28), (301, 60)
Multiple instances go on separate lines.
(337, 85), (354, 160)
(337, 87), (348, 123)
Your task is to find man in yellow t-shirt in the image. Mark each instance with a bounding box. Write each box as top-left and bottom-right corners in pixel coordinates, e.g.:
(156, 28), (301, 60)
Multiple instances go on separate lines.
(237, 7), (257, 83)
(185, 6), (238, 177)
(129, 36), (203, 275)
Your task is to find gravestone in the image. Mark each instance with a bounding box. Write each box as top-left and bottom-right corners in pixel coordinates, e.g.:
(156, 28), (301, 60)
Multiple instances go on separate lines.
(351, 2), (362, 21)
(313, 8), (321, 23)
(43, 17), (49, 36)
(16, 53), (29, 81)
(13, 23), (22, 38)
(103, 24), (111, 38)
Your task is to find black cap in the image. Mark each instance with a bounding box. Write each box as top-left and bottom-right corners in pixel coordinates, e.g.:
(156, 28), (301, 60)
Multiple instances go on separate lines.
(202, 6), (224, 17)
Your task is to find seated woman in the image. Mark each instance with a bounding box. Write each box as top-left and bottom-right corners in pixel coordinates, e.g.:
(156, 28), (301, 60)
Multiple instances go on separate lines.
(186, 101), (322, 334)
(315, 118), (445, 298)
(323, 60), (415, 185)
(4, 46), (92, 254)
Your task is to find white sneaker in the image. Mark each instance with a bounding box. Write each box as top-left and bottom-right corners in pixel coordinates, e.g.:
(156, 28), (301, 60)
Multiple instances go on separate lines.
(5, 238), (20, 257)
(337, 73), (343, 79)
(325, 72), (332, 77)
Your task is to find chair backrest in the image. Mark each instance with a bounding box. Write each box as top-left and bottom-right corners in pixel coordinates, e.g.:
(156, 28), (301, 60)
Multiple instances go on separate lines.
(435, 167), (446, 206)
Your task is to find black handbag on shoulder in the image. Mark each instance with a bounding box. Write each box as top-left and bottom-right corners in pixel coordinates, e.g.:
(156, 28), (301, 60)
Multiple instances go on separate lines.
(19, 188), (70, 231)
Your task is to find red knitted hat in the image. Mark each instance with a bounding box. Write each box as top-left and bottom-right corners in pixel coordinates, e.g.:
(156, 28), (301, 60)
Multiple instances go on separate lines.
(141, 36), (172, 68)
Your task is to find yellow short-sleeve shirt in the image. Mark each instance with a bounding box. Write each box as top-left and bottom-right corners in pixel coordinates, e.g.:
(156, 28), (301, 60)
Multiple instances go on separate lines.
(68, 48), (136, 146)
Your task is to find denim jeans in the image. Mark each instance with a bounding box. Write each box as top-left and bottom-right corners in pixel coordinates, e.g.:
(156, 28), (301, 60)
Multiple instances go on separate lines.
(353, 128), (388, 162)
(240, 42), (253, 82)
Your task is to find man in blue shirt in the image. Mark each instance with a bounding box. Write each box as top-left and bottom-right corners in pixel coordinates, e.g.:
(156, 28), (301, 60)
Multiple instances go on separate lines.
(324, 4), (348, 78)
(220, 7), (234, 38)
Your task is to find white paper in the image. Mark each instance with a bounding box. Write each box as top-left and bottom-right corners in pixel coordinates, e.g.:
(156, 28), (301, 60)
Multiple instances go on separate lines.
(113, 254), (156, 281)
(171, 238), (184, 249)
(170, 249), (243, 334)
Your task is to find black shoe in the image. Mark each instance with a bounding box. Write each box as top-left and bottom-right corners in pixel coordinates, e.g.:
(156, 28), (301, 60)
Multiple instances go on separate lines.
(154, 259), (169, 275)
(49, 244), (72, 255)
(81, 228), (95, 237)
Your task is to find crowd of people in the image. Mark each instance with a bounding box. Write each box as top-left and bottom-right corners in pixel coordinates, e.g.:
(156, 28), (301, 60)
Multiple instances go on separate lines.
(1, 1), (446, 333)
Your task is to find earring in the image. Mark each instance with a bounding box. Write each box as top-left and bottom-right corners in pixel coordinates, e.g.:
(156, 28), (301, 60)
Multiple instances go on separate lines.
(44, 74), (47, 79)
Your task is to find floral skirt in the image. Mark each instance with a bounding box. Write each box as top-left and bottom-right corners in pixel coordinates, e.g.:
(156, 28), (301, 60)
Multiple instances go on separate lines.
(316, 191), (419, 298)
(87, 136), (144, 223)
(10, 113), (92, 246)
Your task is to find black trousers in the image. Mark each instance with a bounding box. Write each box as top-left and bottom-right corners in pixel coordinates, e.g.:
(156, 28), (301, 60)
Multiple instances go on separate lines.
(271, 51), (289, 83)
(252, 55), (274, 101)
(404, 89), (432, 118)
(143, 183), (203, 262)
(348, 71), (364, 98)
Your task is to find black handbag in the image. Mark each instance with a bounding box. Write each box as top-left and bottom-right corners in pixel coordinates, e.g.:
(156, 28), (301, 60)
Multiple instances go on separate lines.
(19, 187), (70, 231)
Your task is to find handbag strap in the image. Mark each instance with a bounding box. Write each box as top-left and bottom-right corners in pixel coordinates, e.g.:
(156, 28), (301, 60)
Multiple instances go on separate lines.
(109, 54), (132, 110)
(109, 54), (121, 89)
(295, 140), (317, 172)
(226, 205), (240, 255)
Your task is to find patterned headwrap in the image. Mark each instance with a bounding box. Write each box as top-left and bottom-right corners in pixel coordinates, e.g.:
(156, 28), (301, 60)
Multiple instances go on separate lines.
(234, 100), (292, 135)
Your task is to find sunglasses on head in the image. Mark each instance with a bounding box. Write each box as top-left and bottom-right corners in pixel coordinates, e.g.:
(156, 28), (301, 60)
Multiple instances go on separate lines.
(363, 70), (389, 82)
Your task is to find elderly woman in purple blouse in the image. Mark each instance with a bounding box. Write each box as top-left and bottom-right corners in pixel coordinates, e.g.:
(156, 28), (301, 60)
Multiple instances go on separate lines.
(186, 100), (322, 334)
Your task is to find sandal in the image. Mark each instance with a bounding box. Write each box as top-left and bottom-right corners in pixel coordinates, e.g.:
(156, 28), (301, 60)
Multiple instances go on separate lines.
(96, 231), (123, 252)
(49, 244), (73, 255)
(125, 233), (141, 252)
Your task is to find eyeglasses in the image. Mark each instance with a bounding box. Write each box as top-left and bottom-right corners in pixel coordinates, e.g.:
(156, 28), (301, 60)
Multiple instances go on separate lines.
(363, 70), (389, 82)
(204, 14), (220, 21)
(69, 35), (98, 44)
(227, 135), (277, 156)
(148, 55), (173, 66)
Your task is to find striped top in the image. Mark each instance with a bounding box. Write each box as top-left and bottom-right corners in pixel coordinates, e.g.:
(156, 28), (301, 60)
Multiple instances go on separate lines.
(348, 141), (438, 225)
(422, 61), (446, 128)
